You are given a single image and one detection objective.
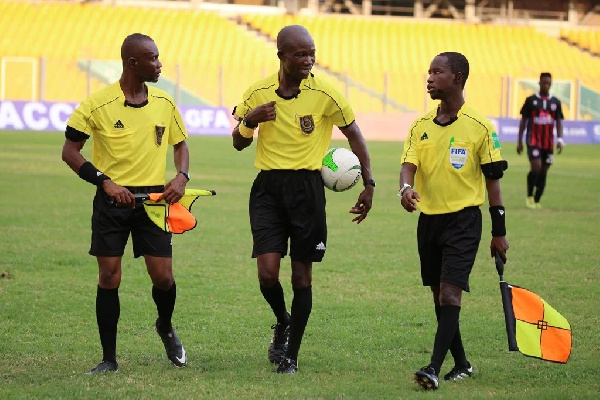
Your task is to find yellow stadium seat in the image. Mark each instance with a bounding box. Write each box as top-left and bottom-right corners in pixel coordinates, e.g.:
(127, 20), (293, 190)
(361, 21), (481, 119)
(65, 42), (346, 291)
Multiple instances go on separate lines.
(1, 1), (599, 115)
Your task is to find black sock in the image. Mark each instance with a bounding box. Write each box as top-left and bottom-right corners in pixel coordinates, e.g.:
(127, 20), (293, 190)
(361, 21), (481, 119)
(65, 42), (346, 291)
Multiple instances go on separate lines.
(534, 172), (547, 203)
(260, 281), (290, 325)
(96, 286), (120, 363)
(286, 286), (312, 361)
(430, 305), (461, 375)
(152, 282), (176, 333)
(527, 171), (536, 197)
(435, 305), (468, 368)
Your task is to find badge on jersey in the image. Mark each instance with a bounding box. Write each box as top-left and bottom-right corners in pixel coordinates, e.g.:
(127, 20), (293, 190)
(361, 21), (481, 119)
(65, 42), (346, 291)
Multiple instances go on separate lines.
(492, 132), (501, 149)
(450, 146), (468, 169)
(299, 115), (315, 134)
(155, 124), (166, 146)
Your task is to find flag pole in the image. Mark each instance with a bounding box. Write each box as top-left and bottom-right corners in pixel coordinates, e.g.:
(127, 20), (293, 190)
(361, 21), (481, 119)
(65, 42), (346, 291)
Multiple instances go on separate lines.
(495, 253), (518, 351)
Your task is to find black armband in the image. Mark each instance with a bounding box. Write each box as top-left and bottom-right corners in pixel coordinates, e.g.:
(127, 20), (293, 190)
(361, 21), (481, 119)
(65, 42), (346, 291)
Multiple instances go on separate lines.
(489, 205), (506, 237)
(65, 125), (90, 142)
(78, 161), (110, 186)
(481, 160), (508, 180)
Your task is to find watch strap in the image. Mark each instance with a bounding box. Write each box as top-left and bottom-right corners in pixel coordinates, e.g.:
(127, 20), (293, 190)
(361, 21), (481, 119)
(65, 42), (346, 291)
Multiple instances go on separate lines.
(242, 117), (258, 129)
(178, 171), (190, 181)
(399, 183), (412, 196)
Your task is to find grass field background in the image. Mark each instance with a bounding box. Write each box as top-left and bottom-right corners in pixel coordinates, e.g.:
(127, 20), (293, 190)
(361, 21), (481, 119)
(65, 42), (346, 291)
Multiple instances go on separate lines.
(0, 131), (599, 399)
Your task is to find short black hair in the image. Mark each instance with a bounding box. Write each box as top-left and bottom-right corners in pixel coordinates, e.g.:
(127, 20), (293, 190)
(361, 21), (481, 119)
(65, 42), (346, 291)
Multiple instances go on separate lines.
(540, 72), (552, 79)
(121, 33), (154, 62)
(437, 52), (469, 87)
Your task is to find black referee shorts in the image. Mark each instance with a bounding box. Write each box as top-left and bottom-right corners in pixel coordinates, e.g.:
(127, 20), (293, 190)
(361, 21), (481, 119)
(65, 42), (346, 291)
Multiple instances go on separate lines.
(249, 169), (327, 262)
(89, 185), (172, 259)
(417, 206), (482, 292)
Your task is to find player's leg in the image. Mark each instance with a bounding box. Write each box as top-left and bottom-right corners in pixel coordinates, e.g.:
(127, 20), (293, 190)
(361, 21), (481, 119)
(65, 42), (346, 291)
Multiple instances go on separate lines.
(89, 256), (123, 374)
(526, 147), (543, 209)
(143, 254), (186, 367)
(257, 253), (291, 364)
(415, 207), (481, 389)
(414, 213), (443, 389)
(257, 253), (287, 324)
(430, 289), (470, 380)
(276, 170), (325, 374)
(432, 207), (480, 381)
(274, 260), (312, 373)
(533, 152), (553, 206)
(88, 188), (130, 374)
(249, 171), (290, 364)
(131, 198), (186, 367)
(143, 255), (186, 367)
(430, 283), (464, 376)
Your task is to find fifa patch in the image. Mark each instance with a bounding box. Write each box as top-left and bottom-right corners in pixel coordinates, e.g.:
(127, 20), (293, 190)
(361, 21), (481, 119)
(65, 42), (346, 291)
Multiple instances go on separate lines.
(492, 132), (501, 149)
(155, 124), (166, 146)
(299, 115), (315, 134)
(450, 146), (468, 169)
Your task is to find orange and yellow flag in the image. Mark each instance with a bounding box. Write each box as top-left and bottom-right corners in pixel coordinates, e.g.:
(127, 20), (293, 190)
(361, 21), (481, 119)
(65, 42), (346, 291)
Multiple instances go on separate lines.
(500, 282), (572, 363)
(141, 189), (216, 234)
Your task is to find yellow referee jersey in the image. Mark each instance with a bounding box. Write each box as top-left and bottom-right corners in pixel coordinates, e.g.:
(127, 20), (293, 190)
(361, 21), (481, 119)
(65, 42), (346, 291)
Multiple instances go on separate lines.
(67, 82), (188, 186)
(401, 104), (504, 214)
(234, 73), (355, 170)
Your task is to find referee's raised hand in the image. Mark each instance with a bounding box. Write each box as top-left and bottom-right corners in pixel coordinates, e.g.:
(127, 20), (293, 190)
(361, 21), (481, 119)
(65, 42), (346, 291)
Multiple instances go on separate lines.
(246, 101), (277, 125)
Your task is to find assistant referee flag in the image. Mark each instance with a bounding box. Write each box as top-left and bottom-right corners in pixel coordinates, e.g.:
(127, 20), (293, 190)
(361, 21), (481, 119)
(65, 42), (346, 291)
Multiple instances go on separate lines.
(496, 255), (571, 363)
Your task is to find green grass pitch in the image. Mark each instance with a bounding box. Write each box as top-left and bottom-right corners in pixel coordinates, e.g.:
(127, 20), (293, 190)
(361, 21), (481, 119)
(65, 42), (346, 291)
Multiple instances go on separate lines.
(0, 131), (599, 399)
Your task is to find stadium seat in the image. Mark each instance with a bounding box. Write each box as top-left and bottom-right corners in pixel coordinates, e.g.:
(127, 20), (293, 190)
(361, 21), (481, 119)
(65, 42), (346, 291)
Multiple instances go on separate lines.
(1, 0), (599, 117)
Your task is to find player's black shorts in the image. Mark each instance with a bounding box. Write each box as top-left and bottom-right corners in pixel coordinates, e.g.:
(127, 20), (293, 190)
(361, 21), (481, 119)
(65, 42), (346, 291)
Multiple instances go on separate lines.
(417, 206), (482, 292)
(249, 169), (327, 262)
(527, 145), (554, 165)
(89, 185), (172, 258)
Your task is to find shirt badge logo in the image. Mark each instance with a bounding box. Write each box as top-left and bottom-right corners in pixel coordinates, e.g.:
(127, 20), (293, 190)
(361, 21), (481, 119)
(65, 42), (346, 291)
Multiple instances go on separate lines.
(155, 124), (165, 146)
(551, 103), (557, 111)
(449, 146), (468, 169)
(299, 115), (315, 134)
(492, 132), (501, 149)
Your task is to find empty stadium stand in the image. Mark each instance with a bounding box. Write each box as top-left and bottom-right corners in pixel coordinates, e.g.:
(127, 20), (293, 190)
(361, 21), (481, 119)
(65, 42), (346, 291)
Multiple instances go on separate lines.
(0, 0), (598, 119)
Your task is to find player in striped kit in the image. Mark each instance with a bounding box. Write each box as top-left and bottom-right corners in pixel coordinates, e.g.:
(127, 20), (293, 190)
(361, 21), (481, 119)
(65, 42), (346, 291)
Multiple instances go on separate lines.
(517, 72), (564, 209)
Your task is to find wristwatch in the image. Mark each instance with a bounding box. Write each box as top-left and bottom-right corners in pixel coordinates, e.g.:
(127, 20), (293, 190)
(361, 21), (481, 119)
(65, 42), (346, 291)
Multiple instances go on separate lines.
(398, 183), (412, 196)
(364, 179), (376, 188)
(242, 117), (258, 129)
(178, 171), (190, 181)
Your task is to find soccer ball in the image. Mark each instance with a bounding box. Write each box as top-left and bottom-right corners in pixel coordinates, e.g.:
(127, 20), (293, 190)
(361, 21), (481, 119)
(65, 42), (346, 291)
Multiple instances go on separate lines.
(321, 148), (362, 192)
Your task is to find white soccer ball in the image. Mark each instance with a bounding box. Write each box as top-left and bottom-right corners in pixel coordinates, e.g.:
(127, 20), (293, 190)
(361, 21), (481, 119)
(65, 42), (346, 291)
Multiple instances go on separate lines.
(321, 148), (362, 192)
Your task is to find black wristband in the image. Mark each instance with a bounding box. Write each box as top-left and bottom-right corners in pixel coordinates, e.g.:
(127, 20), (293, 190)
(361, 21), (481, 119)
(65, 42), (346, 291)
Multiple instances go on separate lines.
(78, 161), (110, 186)
(489, 205), (506, 237)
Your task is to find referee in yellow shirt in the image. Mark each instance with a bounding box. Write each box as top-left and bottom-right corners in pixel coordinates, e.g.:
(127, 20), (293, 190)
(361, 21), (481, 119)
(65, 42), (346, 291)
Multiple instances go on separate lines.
(232, 25), (375, 374)
(399, 52), (509, 390)
(62, 33), (190, 374)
